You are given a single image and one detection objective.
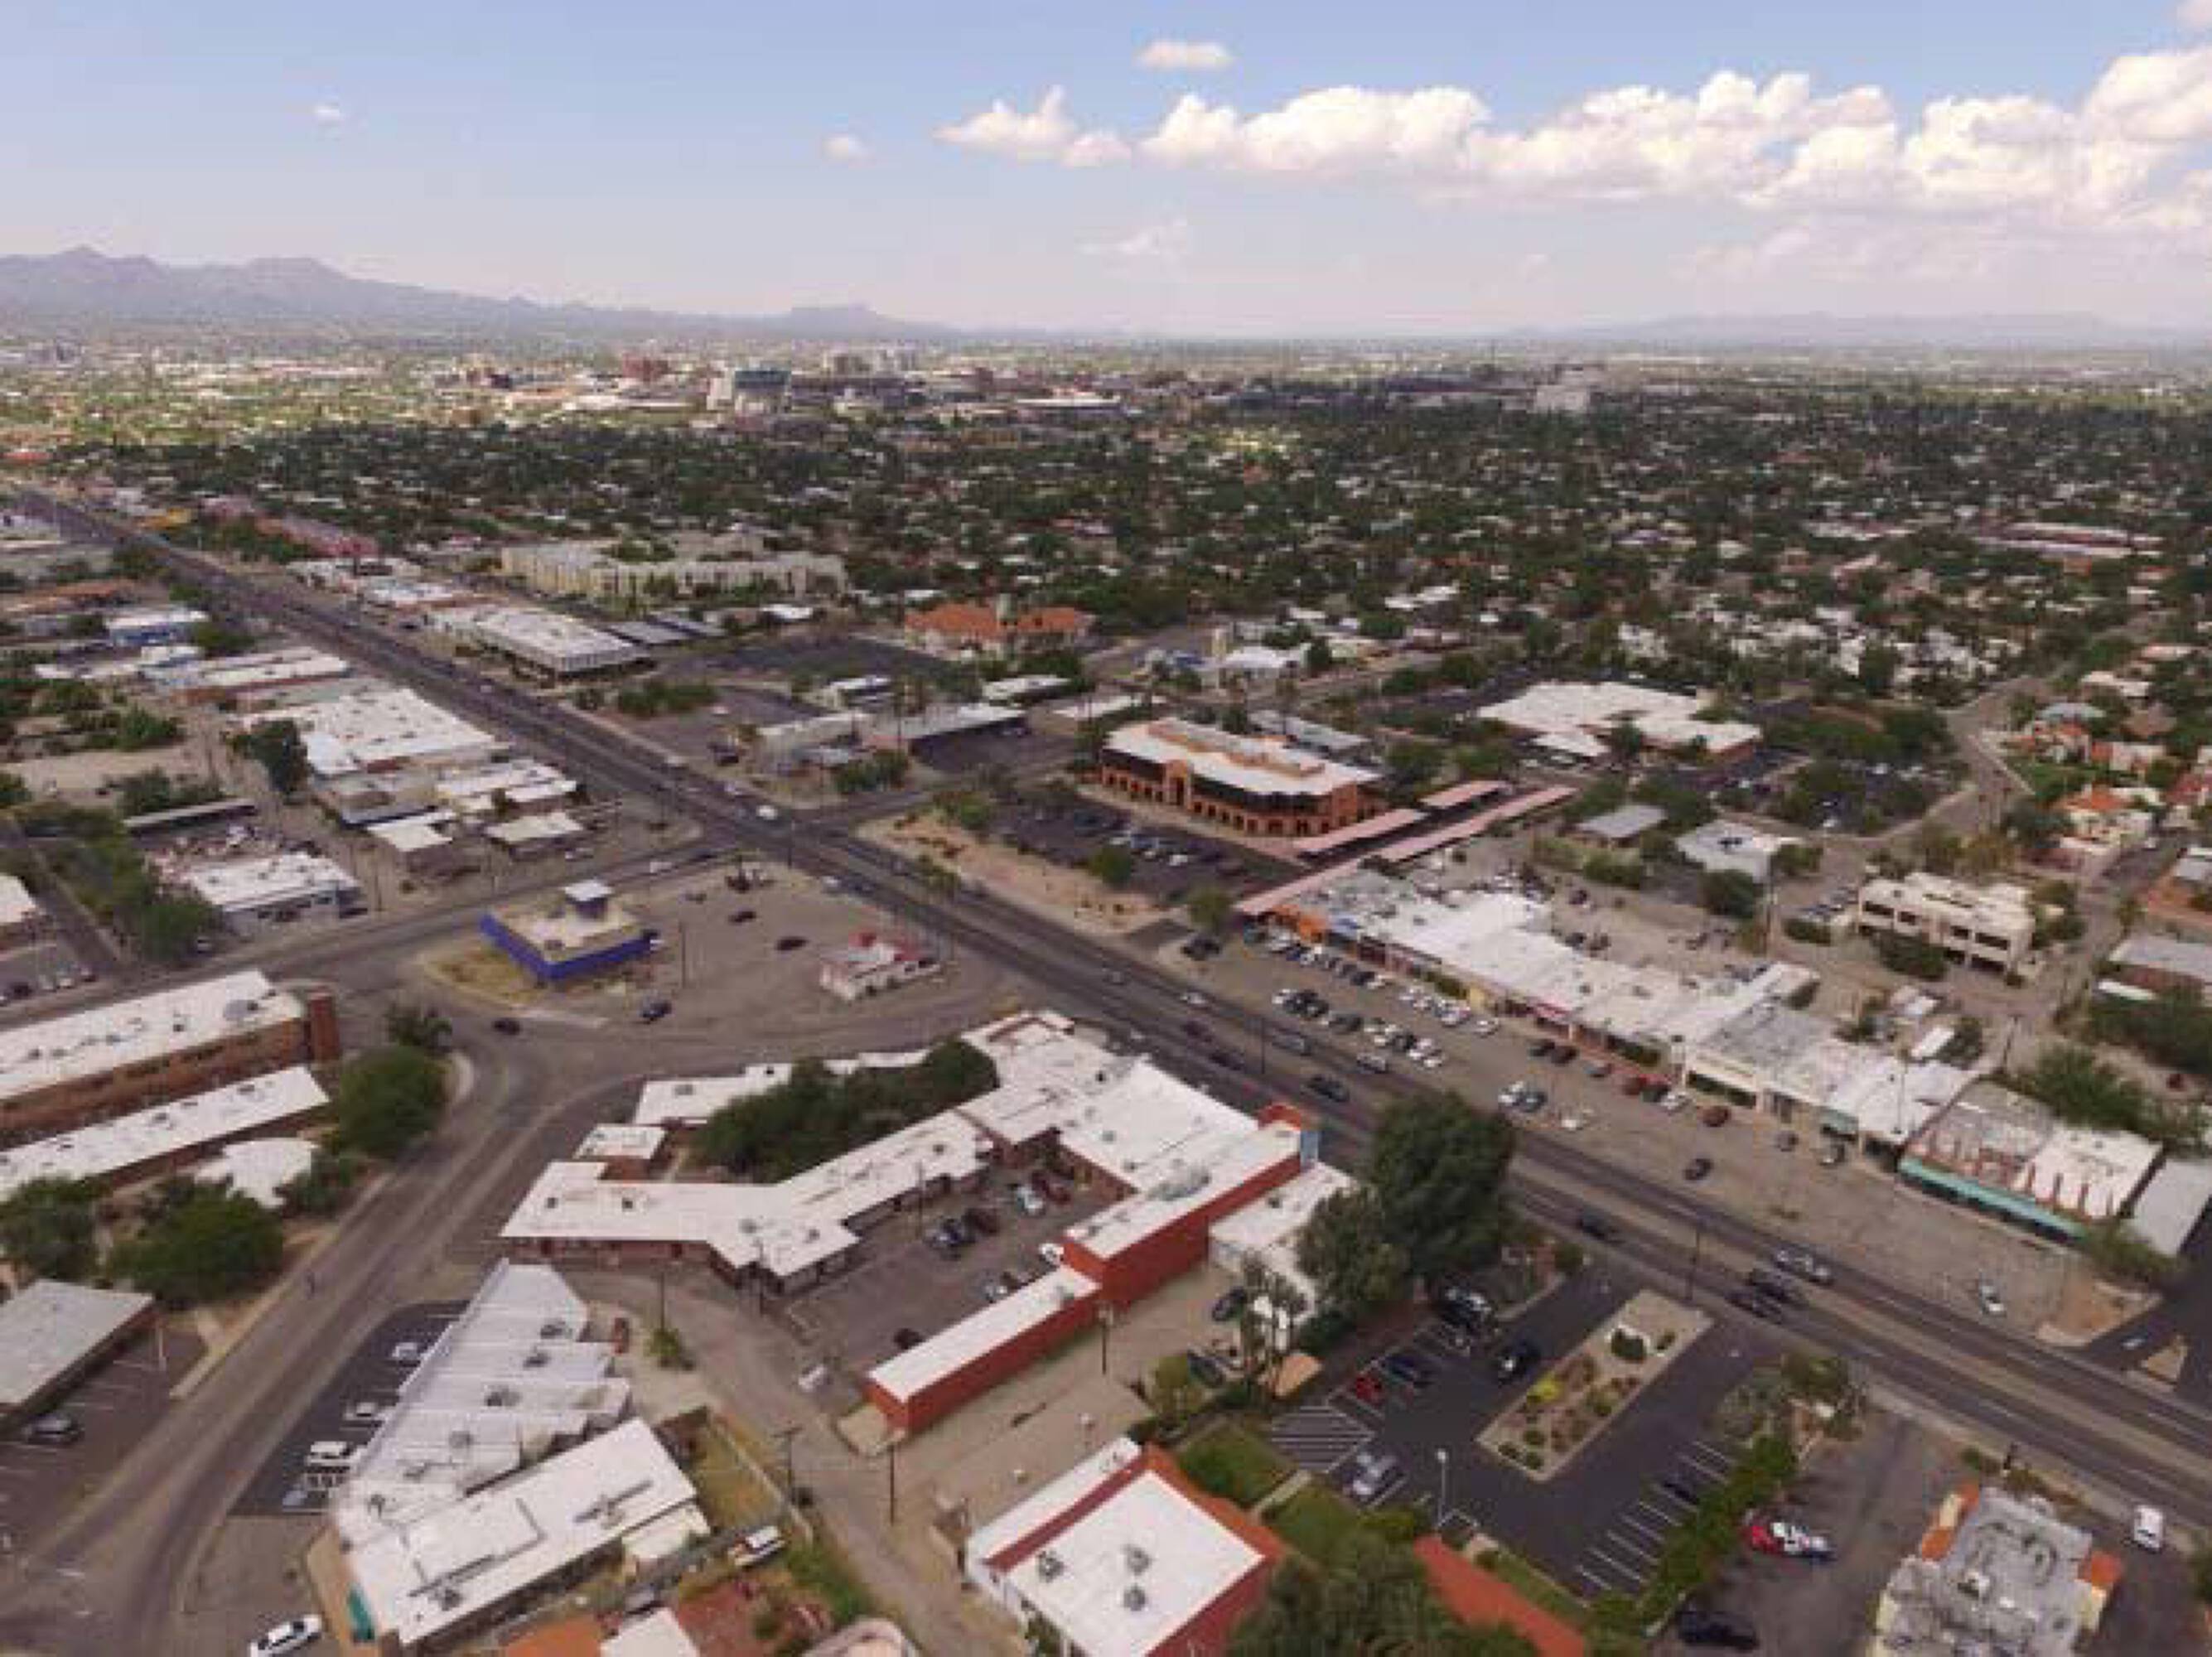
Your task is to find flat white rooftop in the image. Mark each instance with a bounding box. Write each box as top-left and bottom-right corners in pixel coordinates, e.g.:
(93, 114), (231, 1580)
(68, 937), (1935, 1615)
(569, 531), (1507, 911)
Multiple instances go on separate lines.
(347, 1417), (700, 1651)
(465, 606), (642, 666)
(0, 969), (303, 1109)
(1106, 717), (1378, 797)
(0, 872), (41, 929)
(1482, 679), (1759, 754)
(0, 1066), (327, 1200)
(0, 1280), (153, 1412)
(248, 686), (495, 778)
(176, 850), (359, 914)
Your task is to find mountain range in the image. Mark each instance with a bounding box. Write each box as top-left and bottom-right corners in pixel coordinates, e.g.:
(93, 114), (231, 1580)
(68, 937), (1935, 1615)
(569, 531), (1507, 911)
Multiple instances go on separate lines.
(0, 248), (954, 341)
(0, 248), (2205, 351)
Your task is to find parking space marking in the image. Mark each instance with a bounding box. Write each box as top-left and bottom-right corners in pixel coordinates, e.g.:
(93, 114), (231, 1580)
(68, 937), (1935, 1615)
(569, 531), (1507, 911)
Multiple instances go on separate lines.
(1683, 1439), (1735, 1476)
(1333, 1392), (1387, 1427)
(1601, 1528), (1658, 1564)
(1587, 1543), (1650, 1584)
(1577, 1551), (1644, 1592)
(1616, 1510), (1672, 1547)
(1269, 1403), (1374, 1475)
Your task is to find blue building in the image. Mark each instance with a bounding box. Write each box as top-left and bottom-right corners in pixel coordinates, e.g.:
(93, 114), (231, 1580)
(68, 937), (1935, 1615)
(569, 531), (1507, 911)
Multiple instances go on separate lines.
(481, 880), (653, 985)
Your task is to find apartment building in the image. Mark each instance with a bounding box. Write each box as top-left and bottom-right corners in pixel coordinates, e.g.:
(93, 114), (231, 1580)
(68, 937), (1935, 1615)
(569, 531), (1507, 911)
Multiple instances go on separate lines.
(0, 971), (341, 1145)
(1854, 872), (2037, 974)
(1099, 717), (1379, 838)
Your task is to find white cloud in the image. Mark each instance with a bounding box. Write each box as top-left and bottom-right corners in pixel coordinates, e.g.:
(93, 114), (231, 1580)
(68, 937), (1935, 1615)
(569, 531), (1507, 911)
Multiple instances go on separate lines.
(1137, 39), (1234, 74)
(310, 102), (347, 127)
(936, 86), (1128, 167)
(1143, 85), (1491, 175)
(1083, 217), (1192, 262)
(822, 133), (872, 164)
(2181, 0), (2212, 32)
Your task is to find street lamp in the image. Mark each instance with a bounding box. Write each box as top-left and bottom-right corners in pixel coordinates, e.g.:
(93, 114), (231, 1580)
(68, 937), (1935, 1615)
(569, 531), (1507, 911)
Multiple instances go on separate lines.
(1435, 1447), (1450, 1527)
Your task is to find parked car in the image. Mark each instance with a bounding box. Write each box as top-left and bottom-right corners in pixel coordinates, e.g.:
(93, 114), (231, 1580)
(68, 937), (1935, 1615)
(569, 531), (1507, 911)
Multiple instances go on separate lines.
(389, 1341), (427, 1365)
(1683, 1156), (1714, 1182)
(304, 1440), (364, 1471)
(1700, 1103), (1731, 1127)
(248, 1616), (326, 1657)
(892, 1327), (923, 1351)
(1186, 1350), (1229, 1389)
(1491, 1339), (1541, 1383)
(1037, 1240), (1065, 1267)
(343, 1400), (392, 1425)
(1381, 1351), (1435, 1389)
(1211, 1287), (1250, 1323)
(1345, 1449), (1401, 1505)
(1432, 1284), (1494, 1332)
(1573, 1211), (1623, 1243)
(22, 1412), (81, 1446)
(1012, 1183), (1046, 1217)
(637, 998), (673, 1023)
(1350, 1370), (1386, 1405)
(1976, 1279), (2007, 1317)
(1036, 1174), (1070, 1204)
(735, 1524), (788, 1568)
(963, 1205), (1000, 1237)
(1676, 1602), (1759, 1650)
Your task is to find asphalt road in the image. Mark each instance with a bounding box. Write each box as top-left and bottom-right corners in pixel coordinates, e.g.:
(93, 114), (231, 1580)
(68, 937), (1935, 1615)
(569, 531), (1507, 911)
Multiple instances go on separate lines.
(16, 490), (2212, 1650)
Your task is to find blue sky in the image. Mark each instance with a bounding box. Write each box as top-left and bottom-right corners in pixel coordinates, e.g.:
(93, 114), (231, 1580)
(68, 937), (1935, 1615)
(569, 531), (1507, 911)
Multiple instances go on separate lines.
(10, 1), (2212, 332)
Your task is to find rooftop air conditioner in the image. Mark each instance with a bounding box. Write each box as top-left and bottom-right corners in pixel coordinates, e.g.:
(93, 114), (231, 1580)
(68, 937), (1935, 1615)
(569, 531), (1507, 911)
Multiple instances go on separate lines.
(1122, 1585), (1147, 1611)
(1036, 1548), (1065, 1580)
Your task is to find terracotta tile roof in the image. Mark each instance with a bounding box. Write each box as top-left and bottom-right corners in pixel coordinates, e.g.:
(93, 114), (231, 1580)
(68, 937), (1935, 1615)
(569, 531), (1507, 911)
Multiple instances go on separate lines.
(1413, 1537), (1586, 1657)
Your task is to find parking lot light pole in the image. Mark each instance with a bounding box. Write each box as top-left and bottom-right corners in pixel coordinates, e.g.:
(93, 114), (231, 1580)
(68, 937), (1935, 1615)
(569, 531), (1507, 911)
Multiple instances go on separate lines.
(1435, 1448), (1449, 1527)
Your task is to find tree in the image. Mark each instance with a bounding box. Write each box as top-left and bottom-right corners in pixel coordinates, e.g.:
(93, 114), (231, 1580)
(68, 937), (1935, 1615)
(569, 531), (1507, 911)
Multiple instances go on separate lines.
(242, 719), (309, 797)
(1149, 1353), (1205, 1425)
(0, 1178), (99, 1281)
(109, 1187), (284, 1307)
(278, 1148), (361, 1218)
(2003, 798), (2062, 858)
(1187, 884), (1233, 935)
(1368, 1097), (1515, 1281)
(1230, 1529), (1536, 1657)
(384, 1002), (453, 1055)
(1305, 638), (1334, 674)
(1297, 1187), (1408, 1323)
(330, 1045), (450, 1159)
(1088, 844), (1136, 889)
(1699, 869), (1763, 921)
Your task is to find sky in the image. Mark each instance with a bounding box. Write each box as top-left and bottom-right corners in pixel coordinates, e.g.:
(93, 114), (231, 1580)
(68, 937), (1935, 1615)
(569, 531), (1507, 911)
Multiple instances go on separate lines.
(11, 1), (2212, 334)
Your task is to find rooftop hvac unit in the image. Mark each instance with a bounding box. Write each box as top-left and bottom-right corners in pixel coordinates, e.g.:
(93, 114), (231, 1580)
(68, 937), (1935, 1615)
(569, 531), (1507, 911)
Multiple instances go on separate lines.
(1123, 1544), (1151, 1575)
(524, 1348), (549, 1369)
(485, 1385), (518, 1407)
(1035, 1548), (1065, 1580)
(434, 1585), (463, 1611)
(1122, 1585), (1148, 1611)
(539, 1320), (569, 1339)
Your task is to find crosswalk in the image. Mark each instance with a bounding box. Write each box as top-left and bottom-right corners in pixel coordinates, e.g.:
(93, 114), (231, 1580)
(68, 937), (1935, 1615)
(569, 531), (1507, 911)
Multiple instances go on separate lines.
(1269, 1402), (1374, 1476)
(1572, 1436), (1740, 1598)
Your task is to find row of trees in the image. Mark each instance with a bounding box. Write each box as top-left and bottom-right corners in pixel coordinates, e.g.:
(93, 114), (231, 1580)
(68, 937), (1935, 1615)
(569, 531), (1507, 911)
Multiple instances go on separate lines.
(695, 1040), (999, 1181)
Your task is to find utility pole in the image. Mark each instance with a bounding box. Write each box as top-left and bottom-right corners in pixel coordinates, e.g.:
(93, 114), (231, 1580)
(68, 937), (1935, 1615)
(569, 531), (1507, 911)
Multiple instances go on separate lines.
(886, 1435), (899, 1523)
(773, 1425), (799, 1514)
(1682, 1215), (1707, 1306)
(1435, 1447), (1450, 1527)
(1098, 1305), (1115, 1374)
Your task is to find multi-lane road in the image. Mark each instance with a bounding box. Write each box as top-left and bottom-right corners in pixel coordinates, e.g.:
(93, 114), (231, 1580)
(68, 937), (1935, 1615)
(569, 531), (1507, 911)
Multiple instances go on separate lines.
(12, 490), (2212, 1644)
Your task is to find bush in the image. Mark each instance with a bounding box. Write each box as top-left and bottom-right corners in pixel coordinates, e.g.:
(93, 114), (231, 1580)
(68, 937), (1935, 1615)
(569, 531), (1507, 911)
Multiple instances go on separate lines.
(1875, 933), (1949, 981)
(1609, 1328), (1649, 1364)
(278, 1149), (361, 1218)
(330, 1046), (449, 1159)
(109, 1187), (284, 1307)
(0, 1178), (100, 1281)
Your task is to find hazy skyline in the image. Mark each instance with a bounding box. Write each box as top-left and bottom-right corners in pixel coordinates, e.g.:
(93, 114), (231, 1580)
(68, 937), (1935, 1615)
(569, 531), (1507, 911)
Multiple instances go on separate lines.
(12, 0), (2212, 335)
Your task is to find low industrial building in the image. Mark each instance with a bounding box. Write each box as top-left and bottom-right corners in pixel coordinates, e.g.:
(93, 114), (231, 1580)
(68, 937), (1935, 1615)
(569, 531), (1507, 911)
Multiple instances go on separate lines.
(343, 1417), (704, 1655)
(964, 1437), (1283, 1657)
(104, 605), (206, 647)
(1569, 802), (1665, 848)
(1100, 717), (1379, 838)
(499, 539), (846, 601)
(157, 646), (351, 705)
(1478, 681), (1760, 763)
(485, 809), (589, 860)
(0, 1280), (157, 1430)
(2104, 931), (2212, 998)
(1874, 1483), (2118, 1655)
(0, 1066), (328, 1201)
(174, 850), (361, 931)
(458, 605), (645, 679)
(481, 881), (653, 985)
(0, 970), (340, 1144)
(1855, 872), (2038, 975)
(246, 686), (500, 779)
(1675, 819), (1803, 883)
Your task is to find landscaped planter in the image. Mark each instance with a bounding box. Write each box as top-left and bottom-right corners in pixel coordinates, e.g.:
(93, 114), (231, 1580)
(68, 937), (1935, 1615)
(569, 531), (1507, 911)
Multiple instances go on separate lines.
(1478, 1289), (1709, 1481)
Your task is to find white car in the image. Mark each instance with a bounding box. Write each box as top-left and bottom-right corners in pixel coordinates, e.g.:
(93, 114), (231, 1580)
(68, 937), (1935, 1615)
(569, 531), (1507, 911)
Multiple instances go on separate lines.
(1470, 1017), (1498, 1036)
(1975, 1280), (2007, 1318)
(1038, 1240), (1065, 1267)
(2132, 1505), (2166, 1552)
(303, 1441), (363, 1472)
(248, 1616), (324, 1657)
(1012, 1184), (1046, 1217)
(343, 1400), (392, 1425)
(1345, 1449), (1401, 1505)
(1561, 1110), (1592, 1133)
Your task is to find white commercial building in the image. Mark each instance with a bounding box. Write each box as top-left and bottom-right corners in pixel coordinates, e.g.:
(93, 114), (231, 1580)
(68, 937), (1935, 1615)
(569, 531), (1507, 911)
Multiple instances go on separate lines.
(499, 539), (845, 600)
(245, 687), (499, 778)
(1855, 872), (2037, 974)
(0, 872), (44, 942)
(460, 605), (644, 678)
(174, 850), (360, 930)
(0, 1066), (327, 1201)
(156, 646), (351, 703)
(0, 1280), (155, 1426)
(1675, 819), (1803, 883)
(344, 1417), (703, 1654)
(1479, 680), (1760, 761)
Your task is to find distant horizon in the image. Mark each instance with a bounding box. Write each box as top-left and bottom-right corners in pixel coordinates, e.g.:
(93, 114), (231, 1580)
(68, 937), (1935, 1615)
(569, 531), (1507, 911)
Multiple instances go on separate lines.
(6, 244), (2210, 349)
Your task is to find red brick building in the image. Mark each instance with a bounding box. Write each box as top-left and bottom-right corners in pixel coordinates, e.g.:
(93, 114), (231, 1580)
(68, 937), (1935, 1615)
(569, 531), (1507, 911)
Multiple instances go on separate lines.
(1099, 717), (1380, 838)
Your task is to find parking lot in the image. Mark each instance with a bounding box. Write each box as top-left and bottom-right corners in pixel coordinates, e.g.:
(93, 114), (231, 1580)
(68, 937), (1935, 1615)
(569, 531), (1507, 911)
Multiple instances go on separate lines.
(0, 936), (94, 1004)
(781, 1167), (1117, 1378)
(234, 1302), (463, 1517)
(995, 790), (1292, 905)
(0, 1326), (202, 1543)
(723, 633), (958, 688)
(1269, 1248), (1781, 1593)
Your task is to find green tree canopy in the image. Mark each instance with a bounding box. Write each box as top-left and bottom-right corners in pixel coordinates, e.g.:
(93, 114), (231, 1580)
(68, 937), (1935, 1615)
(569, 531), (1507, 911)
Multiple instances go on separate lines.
(1368, 1097), (1516, 1282)
(0, 1177), (100, 1282)
(110, 1186), (284, 1307)
(331, 1044), (451, 1159)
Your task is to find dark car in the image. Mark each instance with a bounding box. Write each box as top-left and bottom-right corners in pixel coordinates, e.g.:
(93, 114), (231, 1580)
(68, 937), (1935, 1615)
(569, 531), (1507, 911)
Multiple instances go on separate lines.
(728, 908), (757, 924)
(1036, 1174), (1070, 1204)
(1572, 1211), (1623, 1243)
(1683, 1156), (1714, 1181)
(1432, 1284), (1494, 1333)
(638, 999), (673, 1023)
(1382, 1350), (1437, 1389)
(1659, 1475), (1707, 1507)
(963, 1205), (1001, 1237)
(892, 1326), (923, 1351)
(775, 935), (806, 952)
(1186, 1350), (1229, 1389)
(1211, 1287), (1249, 1323)
(1208, 1048), (1243, 1071)
(1548, 1045), (1574, 1066)
(1309, 1073), (1349, 1104)
(1181, 1018), (1210, 1040)
(491, 1016), (522, 1036)
(1530, 1039), (1555, 1059)
(1728, 1287), (1784, 1321)
(1676, 1603), (1760, 1650)
(1491, 1339), (1541, 1384)
(1745, 1268), (1799, 1305)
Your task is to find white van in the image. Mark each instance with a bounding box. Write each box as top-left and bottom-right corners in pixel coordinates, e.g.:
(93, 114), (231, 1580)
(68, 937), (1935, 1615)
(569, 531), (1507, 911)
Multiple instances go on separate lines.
(303, 1441), (363, 1472)
(2132, 1505), (2166, 1552)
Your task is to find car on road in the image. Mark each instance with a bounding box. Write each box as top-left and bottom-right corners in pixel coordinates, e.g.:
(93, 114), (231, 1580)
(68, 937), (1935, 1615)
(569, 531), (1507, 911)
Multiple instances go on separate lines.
(1491, 1339), (1541, 1384)
(1350, 1370), (1386, 1405)
(775, 935), (806, 952)
(344, 1400), (393, 1425)
(637, 999), (673, 1023)
(1211, 1287), (1249, 1323)
(1572, 1211), (1623, 1243)
(491, 1016), (522, 1036)
(1744, 1268), (1799, 1305)
(23, 1412), (81, 1446)
(1727, 1287), (1783, 1321)
(1683, 1156), (1714, 1181)
(1308, 1073), (1349, 1104)
(2133, 1504), (2166, 1552)
(1432, 1284), (1494, 1333)
(1381, 1351), (1435, 1389)
(248, 1616), (326, 1657)
(1976, 1279), (2007, 1317)
(1771, 1247), (1833, 1285)
(1345, 1449), (1401, 1505)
